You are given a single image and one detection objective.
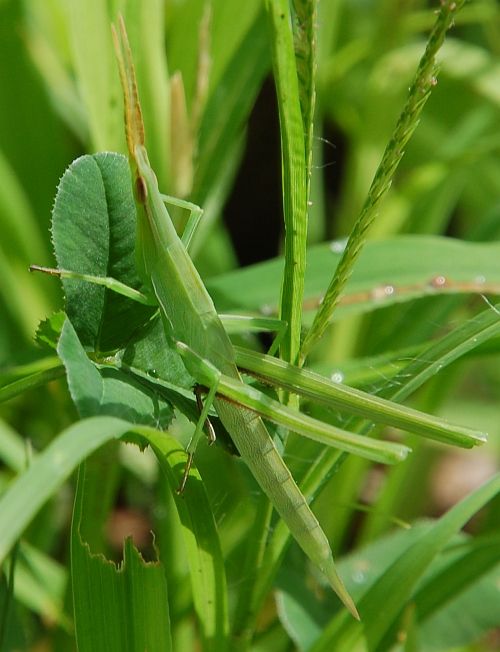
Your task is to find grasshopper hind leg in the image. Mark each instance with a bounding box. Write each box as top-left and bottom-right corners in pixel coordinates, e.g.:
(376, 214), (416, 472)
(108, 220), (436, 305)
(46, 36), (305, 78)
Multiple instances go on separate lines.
(177, 382), (218, 494)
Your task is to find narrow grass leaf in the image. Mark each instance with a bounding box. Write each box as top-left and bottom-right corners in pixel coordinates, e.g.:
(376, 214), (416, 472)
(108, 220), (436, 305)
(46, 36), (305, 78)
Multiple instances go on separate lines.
(12, 542), (69, 629)
(265, 0), (308, 365)
(121, 1), (170, 187)
(21, 5), (88, 143)
(384, 300), (500, 403)
(291, 0), (317, 198)
(68, 1), (121, 151)
(300, 0), (466, 362)
(145, 428), (230, 652)
(0, 150), (47, 263)
(0, 366), (65, 405)
(0, 413), (228, 650)
(310, 473), (500, 652)
(0, 416), (135, 565)
(192, 9), (270, 254)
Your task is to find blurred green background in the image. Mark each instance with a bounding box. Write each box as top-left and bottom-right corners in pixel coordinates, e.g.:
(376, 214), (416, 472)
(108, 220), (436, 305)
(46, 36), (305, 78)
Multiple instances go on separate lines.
(1, 1), (500, 649)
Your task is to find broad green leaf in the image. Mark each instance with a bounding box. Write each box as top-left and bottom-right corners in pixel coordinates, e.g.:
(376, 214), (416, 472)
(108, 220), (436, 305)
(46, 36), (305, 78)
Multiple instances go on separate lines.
(57, 318), (174, 428)
(72, 467), (172, 652)
(73, 536), (171, 652)
(207, 235), (500, 322)
(35, 311), (66, 351)
(117, 316), (222, 434)
(0, 415), (228, 650)
(120, 315), (193, 394)
(52, 152), (155, 351)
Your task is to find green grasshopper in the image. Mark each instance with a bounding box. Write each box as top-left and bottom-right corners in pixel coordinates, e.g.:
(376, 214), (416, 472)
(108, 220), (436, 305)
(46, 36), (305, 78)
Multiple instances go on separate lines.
(112, 18), (363, 616)
(32, 18), (485, 619)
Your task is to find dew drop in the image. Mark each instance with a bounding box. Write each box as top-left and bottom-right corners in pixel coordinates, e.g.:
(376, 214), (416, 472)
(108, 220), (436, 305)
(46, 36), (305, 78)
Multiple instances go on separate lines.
(352, 569), (366, 584)
(371, 285), (395, 301)
(260, 304), (273, 316)
(329, 238), (347, 254)
(475, 275), (486, 285)
(429, 275), (447, 289)
(330, 371), (344, 383)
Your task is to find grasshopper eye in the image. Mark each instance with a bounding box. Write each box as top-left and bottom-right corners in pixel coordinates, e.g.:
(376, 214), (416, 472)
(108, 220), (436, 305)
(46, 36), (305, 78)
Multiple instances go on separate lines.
(135, 175), (148, 203)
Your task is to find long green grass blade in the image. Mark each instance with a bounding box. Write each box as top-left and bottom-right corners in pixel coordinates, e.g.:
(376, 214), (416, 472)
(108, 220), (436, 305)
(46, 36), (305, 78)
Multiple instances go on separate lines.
(265, 0), (307, 365)
(207, 235), (500, 320)
(0, 416), (132, 565)
(291, 0), (317, 199)
(121, 1), (170, 188)
(0, 150), (47, 263)
(13, 542), (69, 629)
(413, 533), (500, 624)
(383, 300), (500, 403)
(0, 413), (228, 650)
(0, 421), (28, 473)
(247, 298), (500, 632)
(67, 1), (122, 151)
(72, 466), (172, 652)
(0, 366), (65, 405)
(300, 0), (466, 362)
(310, 473), (500, 652)
(145, 428), (230, 652)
